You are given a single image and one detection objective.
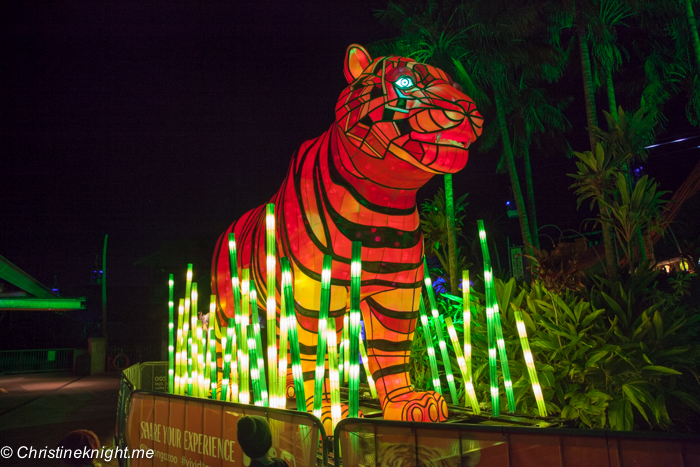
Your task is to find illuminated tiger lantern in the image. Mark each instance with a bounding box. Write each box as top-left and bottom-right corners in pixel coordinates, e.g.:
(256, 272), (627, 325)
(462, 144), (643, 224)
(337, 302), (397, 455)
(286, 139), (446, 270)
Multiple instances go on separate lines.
(213, 44), (482, 427)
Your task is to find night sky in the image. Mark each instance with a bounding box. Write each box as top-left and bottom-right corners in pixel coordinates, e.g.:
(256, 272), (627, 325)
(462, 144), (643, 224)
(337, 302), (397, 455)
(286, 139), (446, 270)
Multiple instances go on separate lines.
(2, 1), (698, 297)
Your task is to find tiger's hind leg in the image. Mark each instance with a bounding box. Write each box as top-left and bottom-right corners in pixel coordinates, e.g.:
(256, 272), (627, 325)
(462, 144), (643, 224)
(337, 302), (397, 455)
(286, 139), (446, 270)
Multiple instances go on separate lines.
(363, 287), (448, 422)
(292, 270), (362, 434)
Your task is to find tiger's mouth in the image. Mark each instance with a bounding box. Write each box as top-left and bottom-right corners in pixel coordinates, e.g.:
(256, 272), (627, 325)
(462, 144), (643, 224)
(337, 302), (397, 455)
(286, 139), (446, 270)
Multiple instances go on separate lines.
(410, 131), (470, 149)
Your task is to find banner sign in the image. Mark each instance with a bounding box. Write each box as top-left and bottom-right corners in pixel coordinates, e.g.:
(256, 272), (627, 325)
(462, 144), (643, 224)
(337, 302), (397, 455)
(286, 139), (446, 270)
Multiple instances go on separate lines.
(126, 392), (321, 467)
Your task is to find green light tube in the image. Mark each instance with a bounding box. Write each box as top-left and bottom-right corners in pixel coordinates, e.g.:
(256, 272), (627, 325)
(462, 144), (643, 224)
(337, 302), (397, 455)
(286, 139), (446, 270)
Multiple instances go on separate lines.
(197, 319), (206, 397)
(265, 204), (279, 408)
(348, 242), (362, 417)
(227, 233), (245, 400)
(418, 298), (442, 395)
(247, 324), (264, 406)
(341, 313), (349, 384)
(462, 271), (477, 411)
(494, 310), (516, 412)
(239, 270), (251, 405)
(249, 280), (268, 406)
(221, 317), (238, 402)
(190, 282), (202, 397)
(277, 273), (289, 408)
(358, 330), (378, 399)
(313, 255), (332, 418)
(186, 328), (193, 396)
(445, 317), (480, 414)
(484, 260), (499, 417)
(219, 323), (230, 401)
(202, 295), (216, 396)
(281, 257), (306, 412)
(477, 220), (516, 413)
(326, 313), (342, 430)
(168, 275), (175, 394)
(207, 297), (216, 399)
(230, 320), (240, 402)
(175, 299), (185, 394)
(422, 258), (459, 404)
(182, 264), (194, 395)
(514, 311), (547, 416)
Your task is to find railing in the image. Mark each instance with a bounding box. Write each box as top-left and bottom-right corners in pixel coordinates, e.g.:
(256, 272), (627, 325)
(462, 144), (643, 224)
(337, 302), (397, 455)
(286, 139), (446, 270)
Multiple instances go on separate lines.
(0, 348), (76, 374)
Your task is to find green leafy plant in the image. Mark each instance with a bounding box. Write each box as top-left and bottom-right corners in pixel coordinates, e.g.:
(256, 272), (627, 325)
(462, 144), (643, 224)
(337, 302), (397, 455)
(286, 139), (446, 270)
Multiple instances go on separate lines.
(410, 272), (700, 431)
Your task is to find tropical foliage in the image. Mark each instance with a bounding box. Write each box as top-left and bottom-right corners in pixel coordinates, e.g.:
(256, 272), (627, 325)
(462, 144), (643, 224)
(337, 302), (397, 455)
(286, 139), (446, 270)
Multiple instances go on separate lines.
(373, 0), (700, 432)
(411, 272), (700, 431)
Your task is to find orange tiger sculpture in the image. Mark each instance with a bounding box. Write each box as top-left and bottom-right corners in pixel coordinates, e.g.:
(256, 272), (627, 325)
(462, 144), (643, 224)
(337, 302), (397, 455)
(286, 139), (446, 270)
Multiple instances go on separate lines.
(213, 44), (482, 429)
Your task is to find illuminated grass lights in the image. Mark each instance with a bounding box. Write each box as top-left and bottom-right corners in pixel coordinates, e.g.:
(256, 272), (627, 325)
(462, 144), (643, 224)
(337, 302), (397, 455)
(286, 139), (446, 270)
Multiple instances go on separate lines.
(478, 219), (515, 415)
(348, 242), (362, 418)
(265, 203), (279, 408)
(423, 258), (459, 405)
(281, 257), (306, 412)
(164, 217), (549, 424)
(313, 255), (332, 418)
(168, 275), (175, 394)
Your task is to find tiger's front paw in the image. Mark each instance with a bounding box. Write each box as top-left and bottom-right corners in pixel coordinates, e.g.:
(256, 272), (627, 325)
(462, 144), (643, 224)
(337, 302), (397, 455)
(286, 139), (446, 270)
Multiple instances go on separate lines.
(383, 391), (448, 422)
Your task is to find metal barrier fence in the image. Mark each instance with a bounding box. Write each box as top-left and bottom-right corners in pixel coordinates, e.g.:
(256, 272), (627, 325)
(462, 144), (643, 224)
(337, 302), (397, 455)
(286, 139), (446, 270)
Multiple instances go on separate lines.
(116, 362), (326, 467)
(0, 348), (76, 374)
(333, 418), (700, 467)
(115, 363), (700, 467)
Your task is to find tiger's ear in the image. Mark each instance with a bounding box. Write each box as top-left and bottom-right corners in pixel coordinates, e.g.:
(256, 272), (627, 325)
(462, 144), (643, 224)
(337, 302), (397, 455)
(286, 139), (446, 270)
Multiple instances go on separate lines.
(344, 44), (372, 83)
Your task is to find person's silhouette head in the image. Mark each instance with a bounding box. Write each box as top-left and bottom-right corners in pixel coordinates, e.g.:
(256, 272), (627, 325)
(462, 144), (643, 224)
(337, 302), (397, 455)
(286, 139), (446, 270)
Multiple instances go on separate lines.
(237, 415), (272, 460)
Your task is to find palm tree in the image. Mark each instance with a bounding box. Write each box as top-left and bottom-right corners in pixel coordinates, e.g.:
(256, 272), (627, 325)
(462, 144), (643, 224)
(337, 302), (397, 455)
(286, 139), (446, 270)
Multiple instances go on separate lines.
(555, 0), (620, 277)
(443, 173), (460, 294)
(420, 188), (470, 288)
(589, 0), (632, 123)
(634, 0), (700, 126)
(478, 79), (573, 252)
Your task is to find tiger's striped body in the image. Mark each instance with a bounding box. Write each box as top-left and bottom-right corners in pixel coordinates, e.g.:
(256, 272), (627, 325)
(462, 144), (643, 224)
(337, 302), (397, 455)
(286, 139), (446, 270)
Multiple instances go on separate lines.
(213, 45), (482, 429)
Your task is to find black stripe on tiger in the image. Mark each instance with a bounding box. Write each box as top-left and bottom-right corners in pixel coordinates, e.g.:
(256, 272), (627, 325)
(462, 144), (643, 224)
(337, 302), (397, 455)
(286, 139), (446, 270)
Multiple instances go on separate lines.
(367, 339), (412, 352)
(372, 363), (409, 382)
(325, 130), (416, 216)
(294, 300), (346, 319)
(287, 143), (423, 280)
(366, 296), (419, 319)
(318, 167), (422, 250)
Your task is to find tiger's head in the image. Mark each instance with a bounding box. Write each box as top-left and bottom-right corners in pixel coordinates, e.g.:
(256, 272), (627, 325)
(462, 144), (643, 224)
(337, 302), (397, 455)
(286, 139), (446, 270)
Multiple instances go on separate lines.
(335, 44), (483, 176)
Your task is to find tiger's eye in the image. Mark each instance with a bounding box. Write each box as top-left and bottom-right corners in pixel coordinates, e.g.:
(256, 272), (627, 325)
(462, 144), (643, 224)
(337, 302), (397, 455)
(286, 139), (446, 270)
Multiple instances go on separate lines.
(395, 76), (414, 89)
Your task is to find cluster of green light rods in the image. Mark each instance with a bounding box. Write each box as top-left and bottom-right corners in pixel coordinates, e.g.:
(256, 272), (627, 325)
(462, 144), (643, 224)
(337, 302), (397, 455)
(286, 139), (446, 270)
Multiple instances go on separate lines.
(415, 220), (547, 417)
(164, 212), (546, 419)
(166, 204), (378, 429)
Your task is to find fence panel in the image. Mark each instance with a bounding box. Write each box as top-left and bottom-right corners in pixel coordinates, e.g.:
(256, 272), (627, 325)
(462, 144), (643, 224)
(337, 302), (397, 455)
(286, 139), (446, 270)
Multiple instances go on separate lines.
(334, 419), (700, 467)
(0, 348), (75, 374)
(118, 361), (325, 467)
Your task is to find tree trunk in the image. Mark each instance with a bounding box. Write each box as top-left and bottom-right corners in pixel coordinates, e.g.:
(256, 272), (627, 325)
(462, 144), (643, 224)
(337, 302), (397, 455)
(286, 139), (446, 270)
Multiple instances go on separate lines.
(576, 1), (617, 279)
(607, 72), (618, 123)
(444, 174), (459, 295)
(495, 89), (534, 257)
(686, 0), (700, 73)
(522, 134), (540, 250)
(576, 1), (599, 150)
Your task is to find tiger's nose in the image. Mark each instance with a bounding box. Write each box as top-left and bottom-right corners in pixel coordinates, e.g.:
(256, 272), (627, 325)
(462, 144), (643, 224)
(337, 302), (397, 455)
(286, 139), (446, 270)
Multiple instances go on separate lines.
(428, 108), (464, 130)
(444, 110), (464, 122)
